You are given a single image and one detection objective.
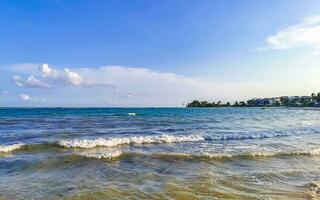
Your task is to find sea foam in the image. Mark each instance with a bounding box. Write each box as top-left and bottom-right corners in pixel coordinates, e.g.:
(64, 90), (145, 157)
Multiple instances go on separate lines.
(58, 134), (205, 148)
(0, 144), (24, 153)
(306, 180), (320, 199)
(76, 148), (122, 159)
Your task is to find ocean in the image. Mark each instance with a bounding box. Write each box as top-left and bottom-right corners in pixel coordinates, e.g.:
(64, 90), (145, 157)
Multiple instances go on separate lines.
(1, 107), (320, 199)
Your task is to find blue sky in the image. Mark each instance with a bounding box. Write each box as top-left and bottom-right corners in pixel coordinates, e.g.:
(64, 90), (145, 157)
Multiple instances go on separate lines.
(1, 0), (320, 107)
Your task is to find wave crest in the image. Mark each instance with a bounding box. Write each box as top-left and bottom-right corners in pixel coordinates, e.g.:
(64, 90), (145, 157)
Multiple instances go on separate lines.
(58, 134), (205, 149)
(0, 144), (24, 153)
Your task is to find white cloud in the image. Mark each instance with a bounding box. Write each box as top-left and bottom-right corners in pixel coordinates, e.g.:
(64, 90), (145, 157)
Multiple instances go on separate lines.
(39, 64), (94, 87)
(19, 93), (45, 102)
(12, 75), (21, 80)
(64, 68), (84, 86)
(12, 75), (50, 88)
(20, 94), (30, 100)
(127, 93), (134, 98)
(11, 63), (97, 88)
(74, 66), (271, 106)
(26, 76), (50, 87)
(255, 15), (320, 54)
(39, 63), (59, 78)
(12, 75), (24, 87)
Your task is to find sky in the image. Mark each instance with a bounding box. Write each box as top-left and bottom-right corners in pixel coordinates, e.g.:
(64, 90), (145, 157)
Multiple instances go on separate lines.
(1, 0), (320, 107)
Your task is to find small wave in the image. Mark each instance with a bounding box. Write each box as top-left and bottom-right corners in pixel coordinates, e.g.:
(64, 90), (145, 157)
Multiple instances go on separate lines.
(239, 148), (320, 158)
(128, 112), (136, 116)
(145, 148), (320, 161)
(288, 148), (320, 156)
(206, 127), (320, 141)
(58, 134), (205, 149)
(0, 143), (24, 153)
(156, 152), (234, 160)
(306, 180), (320, 199)
(76, 148), (122, 159)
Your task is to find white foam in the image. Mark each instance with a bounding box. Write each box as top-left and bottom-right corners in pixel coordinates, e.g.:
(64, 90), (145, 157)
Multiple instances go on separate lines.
(58, 134), (205, 149)
(76, 148), (122, 159)
(128, 113), (136, 116)
(0, 144), (24, 153)
(197, 152), (233, 159)
(306, 180), (320, 199)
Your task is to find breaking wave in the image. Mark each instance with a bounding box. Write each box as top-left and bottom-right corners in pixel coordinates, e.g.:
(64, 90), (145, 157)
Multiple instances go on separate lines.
(57, 127), (320, 149)
(58, 134), (205, 148)
(0, 143), (24, 153)
(71, 147), (320, 161)
(76, 148), (123, 159)
(2, 142), (320, 161)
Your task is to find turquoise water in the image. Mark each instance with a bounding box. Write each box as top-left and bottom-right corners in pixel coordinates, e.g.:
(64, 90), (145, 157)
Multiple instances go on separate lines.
(1, 107), (320, 199)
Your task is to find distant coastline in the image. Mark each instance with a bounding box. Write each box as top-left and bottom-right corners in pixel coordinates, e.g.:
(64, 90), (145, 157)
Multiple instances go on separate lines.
(186, 93), (320, 108)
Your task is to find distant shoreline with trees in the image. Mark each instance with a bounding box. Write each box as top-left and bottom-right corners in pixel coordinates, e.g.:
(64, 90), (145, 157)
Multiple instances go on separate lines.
(186, 93), (320, 108)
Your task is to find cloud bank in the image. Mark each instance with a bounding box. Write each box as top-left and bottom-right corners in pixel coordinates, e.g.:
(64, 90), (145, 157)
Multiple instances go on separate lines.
(10, 63), (273, 106)
(255, 15), (320, 54)
(8, 61), (320, 107)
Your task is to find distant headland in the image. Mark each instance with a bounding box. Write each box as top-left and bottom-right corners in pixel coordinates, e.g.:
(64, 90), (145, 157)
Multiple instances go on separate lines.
(186, 93), (320, 108)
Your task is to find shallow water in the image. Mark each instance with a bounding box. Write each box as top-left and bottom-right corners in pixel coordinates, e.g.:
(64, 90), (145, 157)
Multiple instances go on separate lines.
(1, 107), (320, 199)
